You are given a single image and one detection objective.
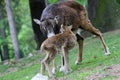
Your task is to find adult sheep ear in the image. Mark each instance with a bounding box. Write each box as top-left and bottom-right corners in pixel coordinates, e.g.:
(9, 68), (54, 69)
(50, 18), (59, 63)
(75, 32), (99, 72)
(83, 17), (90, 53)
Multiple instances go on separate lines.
(33, 19), (41, 25)
(54, 15), (59, 24)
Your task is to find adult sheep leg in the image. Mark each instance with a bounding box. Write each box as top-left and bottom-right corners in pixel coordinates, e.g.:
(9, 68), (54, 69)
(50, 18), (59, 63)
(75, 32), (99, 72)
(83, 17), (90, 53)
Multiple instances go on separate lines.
(80, 11), (110, 55)
(75, 34), (84, 65)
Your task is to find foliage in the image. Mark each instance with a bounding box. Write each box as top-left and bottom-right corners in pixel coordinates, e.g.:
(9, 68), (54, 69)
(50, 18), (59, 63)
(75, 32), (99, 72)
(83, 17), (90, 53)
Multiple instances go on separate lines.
(14, 0), (36, 57)
(49, 0), (58, 3)
(0, 0), (36, 59)
(16, 0), (36, 56)
(116, 0), (120, 4)
(18, 25), (36, 56)
(0, 1), (9, 46)
(77, 0), (87, 6)
(48, 0), (87, 6)
(0, 29), (120, 80)
(93, 0), (120, 32)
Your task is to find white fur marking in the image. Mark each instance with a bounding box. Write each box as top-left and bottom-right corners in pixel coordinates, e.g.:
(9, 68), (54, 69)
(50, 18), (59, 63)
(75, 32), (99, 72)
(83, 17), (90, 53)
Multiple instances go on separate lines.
(59, 66), (65, 72)
(75, 60), (79, 65)
(47, 32), (55, 37)
(105, 47), (110, 55)
(77, 29), (82, 35)
(52, 67), (56, 74)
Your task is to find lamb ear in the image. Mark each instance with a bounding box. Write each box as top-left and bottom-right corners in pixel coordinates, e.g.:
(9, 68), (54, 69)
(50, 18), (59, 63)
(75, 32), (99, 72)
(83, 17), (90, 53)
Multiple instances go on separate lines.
(33, 19), (41, 25)
(54, 15), (59, 24)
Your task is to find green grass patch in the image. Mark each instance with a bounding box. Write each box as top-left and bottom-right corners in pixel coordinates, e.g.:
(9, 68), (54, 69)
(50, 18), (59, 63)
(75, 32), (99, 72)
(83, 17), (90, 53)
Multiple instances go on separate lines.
(0, 29), (120, 80)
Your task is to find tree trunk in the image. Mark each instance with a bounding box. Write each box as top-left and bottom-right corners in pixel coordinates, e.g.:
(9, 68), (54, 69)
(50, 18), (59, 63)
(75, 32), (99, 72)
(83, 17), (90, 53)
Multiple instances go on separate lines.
(88, 0), (99, 24)
(5, 0), (22, 60)
(0, 49), (4, 61)
(0, 28), (9, 60)
(88, 0), (120, 32)
(0, 3), (9, 61)
(29, 0), (46, 49)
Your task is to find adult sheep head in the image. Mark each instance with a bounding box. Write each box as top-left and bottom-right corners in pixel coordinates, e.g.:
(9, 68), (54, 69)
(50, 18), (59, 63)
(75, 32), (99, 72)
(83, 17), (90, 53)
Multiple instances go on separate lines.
(33, 16), (59, 37)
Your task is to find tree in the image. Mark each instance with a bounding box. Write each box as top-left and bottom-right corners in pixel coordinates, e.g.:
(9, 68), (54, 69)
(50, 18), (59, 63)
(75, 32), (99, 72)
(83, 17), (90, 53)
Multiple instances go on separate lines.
(0, 28), (9, 61)
(29, 0), (47, 49)
(88, 0), (99, 24)
(0, 49), (4, 61)
(5, 0), (22, 60)
(88, 0), (120, 32)
(0, 1), (9, 61)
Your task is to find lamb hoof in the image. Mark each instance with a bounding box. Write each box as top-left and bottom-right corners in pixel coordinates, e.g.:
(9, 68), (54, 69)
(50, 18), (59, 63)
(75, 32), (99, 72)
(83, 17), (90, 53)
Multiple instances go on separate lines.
(64, 68), (72, 75)
(52, 67), (56, 74)
(75, 60), (82, 65)
(59, 66), (64, 72)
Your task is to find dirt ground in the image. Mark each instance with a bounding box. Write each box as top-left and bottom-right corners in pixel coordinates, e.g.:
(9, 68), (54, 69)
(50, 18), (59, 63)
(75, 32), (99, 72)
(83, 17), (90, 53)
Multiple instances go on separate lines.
(85, 64), (120, 80)
(57, 64), (120, 80)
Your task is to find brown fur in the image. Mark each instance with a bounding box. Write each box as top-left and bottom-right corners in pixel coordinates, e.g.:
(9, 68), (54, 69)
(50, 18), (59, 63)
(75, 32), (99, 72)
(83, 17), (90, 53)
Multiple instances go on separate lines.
(40, 25), (76, 78)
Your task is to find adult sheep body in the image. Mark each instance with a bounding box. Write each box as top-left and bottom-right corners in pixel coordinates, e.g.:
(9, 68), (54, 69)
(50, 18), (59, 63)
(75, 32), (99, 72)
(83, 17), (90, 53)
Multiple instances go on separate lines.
(34, 1), (110, 65)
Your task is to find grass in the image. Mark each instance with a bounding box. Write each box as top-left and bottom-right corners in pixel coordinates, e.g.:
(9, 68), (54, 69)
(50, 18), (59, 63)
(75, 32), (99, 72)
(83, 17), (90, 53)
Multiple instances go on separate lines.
(0, 29), (120, 80)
